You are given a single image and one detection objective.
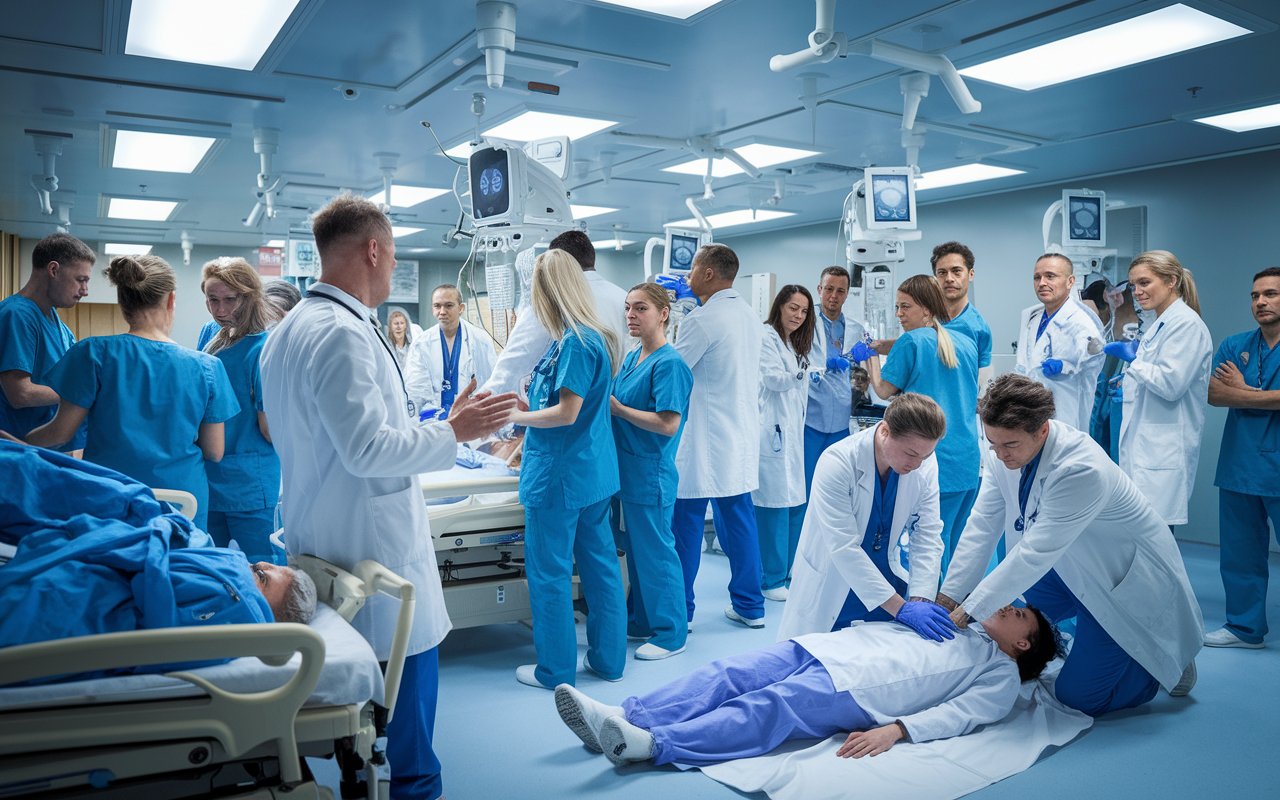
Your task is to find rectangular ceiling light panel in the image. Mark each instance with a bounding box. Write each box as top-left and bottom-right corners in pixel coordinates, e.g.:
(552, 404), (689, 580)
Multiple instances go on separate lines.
(106, 198), (179, 221)
(483, 111), (618, 142)
(958, 4), (1250, 91)
(913, 164), (1025, 191)
(125, 0), (301, 70)
(663, 144), (823, 177)
(588, 1), (723, 20)
(112, 130), (217, 173)
(367, 187), (450, 207)
(571, 205), (619, 219)
(669, 209), (794, 229)
(103, 243), (153, 256)
(1195, 102), (1280, 132)
(591, 239), (637, 249)
(391, 226), (425, 238)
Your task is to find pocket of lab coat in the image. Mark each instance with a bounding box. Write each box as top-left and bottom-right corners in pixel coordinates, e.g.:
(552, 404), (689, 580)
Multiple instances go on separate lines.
(1109, 555), (1176, 629)
(1130, 423), (1183, 471)
(368, 483), (428, 569)
(759, 421), (785, 458)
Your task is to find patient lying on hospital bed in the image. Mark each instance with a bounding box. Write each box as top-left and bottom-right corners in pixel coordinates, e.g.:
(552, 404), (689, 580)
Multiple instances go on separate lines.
(558, 605), (1061, 769)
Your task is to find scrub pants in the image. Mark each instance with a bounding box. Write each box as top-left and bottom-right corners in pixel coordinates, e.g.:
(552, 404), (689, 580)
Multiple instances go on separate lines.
(1218, 488), (1280, 644)
(616, 500), (687, 652)
(525, 497), (627, 687)
(386, 648), (442, 800)
(803, 426), (849, 496)
(622, 640), (874, 766)
(938, 488), (979, 577)
(1024, 569), (1159, 716)
(673, 494), (763, 621)
(834, 536), (907, 627)
(206, 506), (285, 565)
(755, 504), (805, 591)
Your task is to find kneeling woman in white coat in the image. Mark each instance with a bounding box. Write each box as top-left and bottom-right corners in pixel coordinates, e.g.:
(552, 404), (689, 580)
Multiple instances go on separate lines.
(1104, 251), (1212, 527)
(753, 285), (816, 603)
(777, 393), (956, 642)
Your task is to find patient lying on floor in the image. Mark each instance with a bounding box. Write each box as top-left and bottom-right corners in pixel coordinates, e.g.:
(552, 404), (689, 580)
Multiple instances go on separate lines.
(558, 605), (1061, 768)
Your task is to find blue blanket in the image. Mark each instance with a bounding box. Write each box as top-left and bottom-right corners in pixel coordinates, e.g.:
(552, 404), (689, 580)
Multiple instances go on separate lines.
(0, 442), (272, 682)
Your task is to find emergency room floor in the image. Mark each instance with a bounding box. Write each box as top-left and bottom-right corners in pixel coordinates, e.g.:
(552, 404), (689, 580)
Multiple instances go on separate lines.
(309, 541), (1280, 800)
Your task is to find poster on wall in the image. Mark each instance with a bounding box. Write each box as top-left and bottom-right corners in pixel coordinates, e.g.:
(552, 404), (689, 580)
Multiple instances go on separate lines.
(389, 259), (418, 302)
(257, 247), (283, 277)
(285, 240), (320, 277)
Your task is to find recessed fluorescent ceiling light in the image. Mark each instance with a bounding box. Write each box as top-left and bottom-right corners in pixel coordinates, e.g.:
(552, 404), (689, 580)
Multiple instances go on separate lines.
(483, 111), (617, 142)
(107, 198), (178, 221)
(572, 205), (618, 219)
(103, 243), (153, 256)
(590, 1), (723, 19)
(368, 186), (450, 207)
(125, 0), (301, 70)
(663, 144), (822, 177)
(669, 209), (794, 229)
(590, 238), (637, 249)
(958, 4), (1250, 91)
(265, 240), (286, 247)
(112, 130), (217, 173)
(1195, 102), (1280, 132)
(914, 164), (1025, 191)
(391, 226), (425, 238)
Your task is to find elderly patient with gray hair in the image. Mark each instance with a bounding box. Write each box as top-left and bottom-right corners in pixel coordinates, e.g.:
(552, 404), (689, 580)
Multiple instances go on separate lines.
(0, 440), (315, 682)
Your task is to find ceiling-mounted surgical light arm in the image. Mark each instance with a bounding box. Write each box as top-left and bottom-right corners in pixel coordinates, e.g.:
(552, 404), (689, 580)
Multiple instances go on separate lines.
(719, 148), (762, 180)
(51, 191), (74, 232)
(848, 39), (980, 115)
(769, 0), (846, 72)
(181, 232), (194, 266)
(375, 152), (400, 211)
(27, 130), (71, 216)
(685, 197), (711, 233)
(476, 1), (516, 90)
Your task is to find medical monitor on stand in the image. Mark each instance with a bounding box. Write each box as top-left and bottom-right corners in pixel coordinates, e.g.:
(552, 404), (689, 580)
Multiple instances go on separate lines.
(1063, 189), (1106, 247)
(863, 167), (917, 231)
(469, 142), (573, 229)
(663, 228), (710, 275)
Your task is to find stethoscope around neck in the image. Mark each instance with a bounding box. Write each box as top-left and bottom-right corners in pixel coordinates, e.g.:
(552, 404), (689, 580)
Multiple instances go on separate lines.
(311, 290), (416, 419)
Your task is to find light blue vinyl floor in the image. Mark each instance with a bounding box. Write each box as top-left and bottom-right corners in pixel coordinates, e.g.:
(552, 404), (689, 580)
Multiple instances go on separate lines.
(312, 541), (1280, 799)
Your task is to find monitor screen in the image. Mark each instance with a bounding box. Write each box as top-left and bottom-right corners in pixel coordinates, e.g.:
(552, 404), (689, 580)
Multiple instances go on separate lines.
(870, 173), (912, 224)
(470, 147), (511, 220)
(1066, 195), (1102, 242)
(668, 234), (700, 271)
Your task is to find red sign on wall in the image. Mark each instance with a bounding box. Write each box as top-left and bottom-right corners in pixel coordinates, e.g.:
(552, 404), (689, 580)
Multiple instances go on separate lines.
(257, 247), (283, 277)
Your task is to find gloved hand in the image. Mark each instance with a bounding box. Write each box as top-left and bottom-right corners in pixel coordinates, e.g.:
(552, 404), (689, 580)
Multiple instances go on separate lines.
(894, 600), (957, 642)
(847, 341), (875, 363)
(1040, 358), (1064, 377)
(655, 273), (695, 301)
(1104, 340), (1140, 363)
(419, 407), (448, 422)
(826, 356), (850, 372)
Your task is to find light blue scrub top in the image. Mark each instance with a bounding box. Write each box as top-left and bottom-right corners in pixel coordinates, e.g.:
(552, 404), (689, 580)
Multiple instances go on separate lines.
(807, 313), (865, 433)
(610, 344), (693, 507)
(0, 295), (87, 450)
(43, 335), (240, 529)
(206, 332), (280, 513)
(519, 327), (620, 509)
(881, 327), (980, 493)
(1213, 330), (1280, 497)
(197, 320), (221, 352)
(944, 303), (992, 369)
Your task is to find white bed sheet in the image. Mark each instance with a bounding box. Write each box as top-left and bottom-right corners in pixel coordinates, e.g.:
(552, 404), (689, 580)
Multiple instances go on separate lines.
(421, 447), (519, 507)
(0, 604), (384, 712)
(701, 665), (1092, 800)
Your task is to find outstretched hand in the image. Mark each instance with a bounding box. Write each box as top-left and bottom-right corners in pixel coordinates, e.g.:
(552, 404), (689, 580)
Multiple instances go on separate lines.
(836, 724), (904, 759)
(446, 378), (518, 442)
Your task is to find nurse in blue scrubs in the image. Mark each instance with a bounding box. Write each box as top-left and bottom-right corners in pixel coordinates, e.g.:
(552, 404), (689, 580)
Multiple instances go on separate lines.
(25, 254), (238, 531)
(200, 257), (283, 564)
(863, 275), (979, 575)
(609, 282), (693, 661)
(509, 250), (627, 689)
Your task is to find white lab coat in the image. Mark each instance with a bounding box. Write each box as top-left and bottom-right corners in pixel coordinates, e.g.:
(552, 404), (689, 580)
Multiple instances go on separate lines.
(1014, 300), (1104, 431)
(941, 421), (1203, 690)
(404, 318), (498, 412)
(260, 283), (454, 660)
(795, 621), (1020, 743)
(482, 270), (629, 395)
(753, 324), (809, 509)
(1117, 298), (1212, 526)
(777, 423), (944, 641)
(674, 288), (762, 499)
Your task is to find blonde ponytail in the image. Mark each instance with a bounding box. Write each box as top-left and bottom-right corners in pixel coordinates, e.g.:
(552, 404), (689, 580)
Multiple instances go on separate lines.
(933, 320), (958, 369)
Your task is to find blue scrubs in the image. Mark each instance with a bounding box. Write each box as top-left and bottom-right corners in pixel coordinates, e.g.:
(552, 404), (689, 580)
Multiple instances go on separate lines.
(205, 332), (282, 564)
(386, 648), (443, 799)
(0, 295), (87, 451)
(196, 319), (221, 351)
(439, 328), (462, 410)
(755, 504), (805, 591)
(835, 466), (904, 626)
(881, 327), (980, 571)
(676, 495), (764, 621)
(42, 335), (239, 530)
(803, 313), (856, 495)
(520, 329), (625, 687)
(1088, 357), (1124, 462)
(610, 344), (692, 652)
(1212, 330), (1280, 644)
(944, 303), (992, 369)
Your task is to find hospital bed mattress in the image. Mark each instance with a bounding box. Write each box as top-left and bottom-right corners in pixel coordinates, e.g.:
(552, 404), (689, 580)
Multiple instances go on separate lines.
(0, 604), (383, 711)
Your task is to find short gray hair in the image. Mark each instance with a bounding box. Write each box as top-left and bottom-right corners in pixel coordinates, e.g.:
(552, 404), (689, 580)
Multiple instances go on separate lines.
(276, 563), (318, 624)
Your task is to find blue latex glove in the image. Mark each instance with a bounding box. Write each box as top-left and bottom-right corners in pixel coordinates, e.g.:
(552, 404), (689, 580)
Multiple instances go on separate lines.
(1104, 340), (1140, 363)
(826, 356), (850, 372)
(655, 273), (695, 301)
(419, 407), (448, 422)
(894, 600), (957, 642)
(847, 341), (874, 363)
(1040, 358), (1064, 377)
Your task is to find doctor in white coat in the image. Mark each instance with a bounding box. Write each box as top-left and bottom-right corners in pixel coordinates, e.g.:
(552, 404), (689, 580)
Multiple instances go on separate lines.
(260, 194), (517, 799)
(1107, 251), (1212, 527)
(482, 231), (628, 397)
(939, 374), (1202, 718)
(752, 285), (816, 603)
(406, 284), (498, 415)
(777, 393), (951, 642)
(1015, 254), (1105, 431)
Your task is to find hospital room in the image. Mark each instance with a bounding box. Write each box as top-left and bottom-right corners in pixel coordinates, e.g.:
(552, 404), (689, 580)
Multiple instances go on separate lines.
(2, 0), (1280, 797)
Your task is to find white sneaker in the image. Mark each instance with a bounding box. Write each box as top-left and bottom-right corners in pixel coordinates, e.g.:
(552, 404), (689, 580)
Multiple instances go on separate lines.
(555, 684), (623, 753)
(1169, 659), (1196, 697)
(599, 716), (655, 766)
(635, 642), (685, 660)
(516, 664), (553, 689)
(762, 586), (789, 602)
(583, 655), (622, 682)
(1203, 627), (1265, 649)
(724, 605), (765, 629)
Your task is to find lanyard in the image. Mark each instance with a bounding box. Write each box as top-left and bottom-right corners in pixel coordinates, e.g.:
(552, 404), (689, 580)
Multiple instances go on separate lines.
(1015, 451), (1042, 532)
(824, 314), (844, 353)
(1035, 307), (1058, 343)
(439, 327), (463, 398)
(311, 291), (415, 419)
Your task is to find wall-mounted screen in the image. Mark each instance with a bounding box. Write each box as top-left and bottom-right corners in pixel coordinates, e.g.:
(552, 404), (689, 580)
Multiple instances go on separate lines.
(1064, 191), (1105, 246)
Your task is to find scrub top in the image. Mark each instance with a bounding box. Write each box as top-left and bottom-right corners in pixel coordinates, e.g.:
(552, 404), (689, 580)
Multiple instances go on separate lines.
(838, 467), (906, 624)
(519, 327), (619, 509)
(881, 326), (980, 493)
(944, 303), (992, 369)
(1213, 330), (1280, 497)
(197, 319), (221, 352)
(0, 295), (87, 450)
(807, 313), (866, 433)
(205, 332), (280, 513)
(610, 344), (693, 506)
(43, 335), (239, 529)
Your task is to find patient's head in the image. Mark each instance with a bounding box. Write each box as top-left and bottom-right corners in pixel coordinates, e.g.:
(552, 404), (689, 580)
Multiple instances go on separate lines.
(981, 604), (1064, 682)
(253, 561), (318, 624)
